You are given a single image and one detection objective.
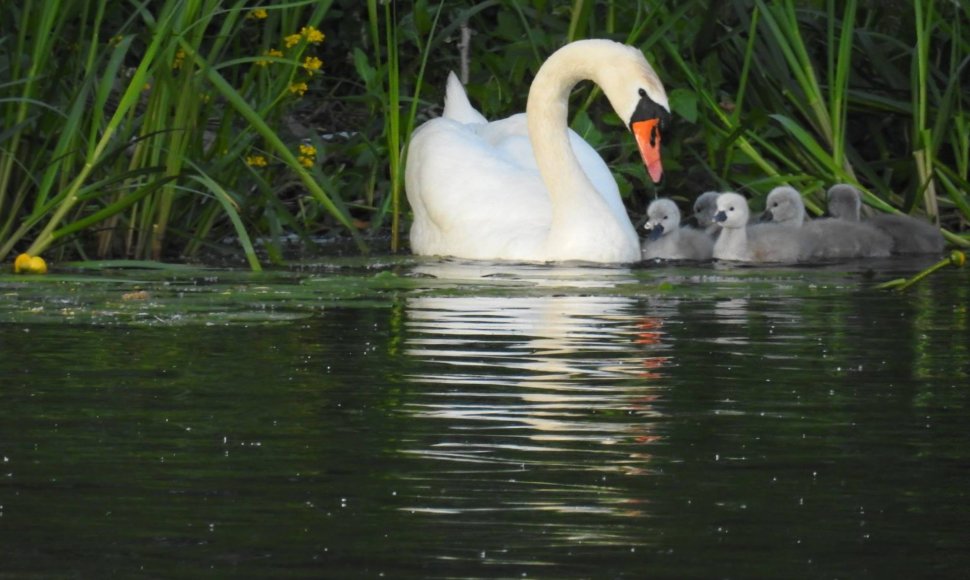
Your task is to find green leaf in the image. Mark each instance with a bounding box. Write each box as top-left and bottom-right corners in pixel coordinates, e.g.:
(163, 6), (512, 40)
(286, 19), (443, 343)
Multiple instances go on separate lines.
(669, 88), (698, 124)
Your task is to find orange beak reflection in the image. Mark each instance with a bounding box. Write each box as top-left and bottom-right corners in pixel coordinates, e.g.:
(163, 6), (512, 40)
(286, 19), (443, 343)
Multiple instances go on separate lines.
(632, 118), (663, 183)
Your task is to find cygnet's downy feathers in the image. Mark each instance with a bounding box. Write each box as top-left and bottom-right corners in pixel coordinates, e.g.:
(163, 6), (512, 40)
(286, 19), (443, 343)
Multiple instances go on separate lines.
(826, 184), (945, 254)
(641, 198), (713, 261)
(712, 192), (817, 263)
(761, 186), (891, 259)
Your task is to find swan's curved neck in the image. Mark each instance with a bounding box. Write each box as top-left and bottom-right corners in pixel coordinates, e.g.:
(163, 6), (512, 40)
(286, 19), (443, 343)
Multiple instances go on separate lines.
(526, 45), (608, 216)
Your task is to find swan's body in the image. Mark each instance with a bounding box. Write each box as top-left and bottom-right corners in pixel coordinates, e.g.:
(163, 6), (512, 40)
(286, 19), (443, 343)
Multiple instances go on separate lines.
(826, 184), (945, 254)
(713, 193), (816, 263)
(641, 198), (713, 260)
(405, 39), (670, 263)
(761, 186), (892, 259)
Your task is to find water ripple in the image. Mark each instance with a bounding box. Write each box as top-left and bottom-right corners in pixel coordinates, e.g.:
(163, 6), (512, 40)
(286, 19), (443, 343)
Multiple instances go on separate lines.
(395, 263), (668, 547)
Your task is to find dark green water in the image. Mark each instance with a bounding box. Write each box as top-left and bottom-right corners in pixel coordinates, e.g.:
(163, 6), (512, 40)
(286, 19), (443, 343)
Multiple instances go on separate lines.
(1, 257), (969, 578)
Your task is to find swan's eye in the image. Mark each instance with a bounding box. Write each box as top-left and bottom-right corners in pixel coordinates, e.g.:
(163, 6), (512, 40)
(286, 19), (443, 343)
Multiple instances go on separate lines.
(729, 206), (735, 211)
(638, 88), (647, 98)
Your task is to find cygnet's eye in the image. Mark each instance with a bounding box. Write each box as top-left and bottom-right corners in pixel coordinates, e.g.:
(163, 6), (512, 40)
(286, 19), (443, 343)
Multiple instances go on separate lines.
(729, 205), (735, 212)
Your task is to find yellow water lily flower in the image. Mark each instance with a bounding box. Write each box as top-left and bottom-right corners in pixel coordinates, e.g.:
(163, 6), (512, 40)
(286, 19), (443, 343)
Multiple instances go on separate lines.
(13, 253), (47, 274)
(13, 253), (32, 273)
(29, 256), (47, 274)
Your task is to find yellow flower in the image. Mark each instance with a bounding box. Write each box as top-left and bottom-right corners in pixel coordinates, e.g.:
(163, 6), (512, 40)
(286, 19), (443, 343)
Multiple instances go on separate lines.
(301, 26), (325, 44)
(172, 48), (186, 69)
(302, 56), (323, 75)
(297, 143), (317, 168)
(13, 253), (47, 275)
(29, 257), (47, 274)
(13, 253), (32, 273)
(247, 8), (268, 19)
(288, 82), (308, 96)
(256, 48), (283, 67)
(245, 154), (268, 167)
(284, 33), (303, 48)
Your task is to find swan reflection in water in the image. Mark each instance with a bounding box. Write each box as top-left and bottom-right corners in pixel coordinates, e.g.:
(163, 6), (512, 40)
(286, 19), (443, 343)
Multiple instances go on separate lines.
(397, 261), (670, 538)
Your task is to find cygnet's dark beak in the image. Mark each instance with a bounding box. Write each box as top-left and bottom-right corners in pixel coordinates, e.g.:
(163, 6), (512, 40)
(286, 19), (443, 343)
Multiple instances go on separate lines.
(759, 209), (774, 223)
(714, 210), (727, 223)
(647, 223), (665, 241)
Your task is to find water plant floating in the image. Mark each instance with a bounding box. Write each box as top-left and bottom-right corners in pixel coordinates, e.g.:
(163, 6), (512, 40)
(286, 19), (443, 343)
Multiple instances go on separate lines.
(405, 39), (670, 263)
(874, 251), (966, 292)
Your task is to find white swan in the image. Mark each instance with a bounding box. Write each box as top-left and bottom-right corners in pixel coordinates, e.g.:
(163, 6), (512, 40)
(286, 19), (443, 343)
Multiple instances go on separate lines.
(713, 192), (816, 263)
(641, 198), (713, 260)
(404, 39), (670, 263)
(762, 186), (891, 259)
(826, 184), (945, 254)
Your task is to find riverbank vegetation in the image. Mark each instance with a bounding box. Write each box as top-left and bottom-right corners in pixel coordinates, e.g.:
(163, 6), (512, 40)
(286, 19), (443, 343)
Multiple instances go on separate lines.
(1, 0), (967, 269)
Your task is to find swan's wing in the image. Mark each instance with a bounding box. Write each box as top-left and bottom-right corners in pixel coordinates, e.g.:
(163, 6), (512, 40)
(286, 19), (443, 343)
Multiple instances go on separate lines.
(442, 72), (488, 125)
(405, 109), (630, 260)
(478, 113), (627, 224)
(405, 117), (551, 258)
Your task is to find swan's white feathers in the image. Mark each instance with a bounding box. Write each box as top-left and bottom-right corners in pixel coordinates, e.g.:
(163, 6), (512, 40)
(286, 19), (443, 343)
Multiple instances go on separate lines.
(405, 40), (665, 263)
(443, 71), (488, 125)
(405, 117), (551, 260)
(471, 113), (626, 222)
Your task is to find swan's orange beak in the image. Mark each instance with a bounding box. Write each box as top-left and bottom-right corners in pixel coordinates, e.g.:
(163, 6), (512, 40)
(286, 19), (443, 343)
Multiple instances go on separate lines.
(632, 118), (663, 183)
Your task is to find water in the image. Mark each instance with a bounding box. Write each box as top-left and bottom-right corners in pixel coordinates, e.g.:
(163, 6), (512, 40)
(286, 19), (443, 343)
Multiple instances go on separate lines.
(1, 257), (969, 578)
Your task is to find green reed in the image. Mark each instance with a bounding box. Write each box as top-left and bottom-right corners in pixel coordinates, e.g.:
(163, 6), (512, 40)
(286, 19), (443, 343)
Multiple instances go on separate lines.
(1, 0), (358, 268)
(2, 0), (967, 268)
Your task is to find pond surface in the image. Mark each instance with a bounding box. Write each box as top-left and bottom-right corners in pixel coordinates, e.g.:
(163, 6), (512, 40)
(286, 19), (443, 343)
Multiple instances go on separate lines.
(1, 256), (969, 578)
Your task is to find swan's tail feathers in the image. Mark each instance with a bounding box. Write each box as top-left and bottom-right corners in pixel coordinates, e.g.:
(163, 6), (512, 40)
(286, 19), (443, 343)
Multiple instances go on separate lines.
(443, 71), (488, 125)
